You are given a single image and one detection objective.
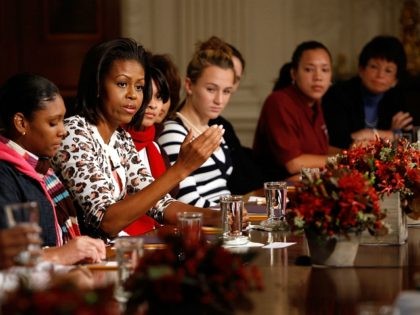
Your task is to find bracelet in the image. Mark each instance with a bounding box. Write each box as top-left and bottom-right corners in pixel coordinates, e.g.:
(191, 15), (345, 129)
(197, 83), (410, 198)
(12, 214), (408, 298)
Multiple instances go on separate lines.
(372, 128), (379, 139)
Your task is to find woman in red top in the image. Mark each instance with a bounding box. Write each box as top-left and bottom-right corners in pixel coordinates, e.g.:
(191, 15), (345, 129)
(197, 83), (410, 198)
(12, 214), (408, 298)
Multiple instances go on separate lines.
(253, 41), (339, 182)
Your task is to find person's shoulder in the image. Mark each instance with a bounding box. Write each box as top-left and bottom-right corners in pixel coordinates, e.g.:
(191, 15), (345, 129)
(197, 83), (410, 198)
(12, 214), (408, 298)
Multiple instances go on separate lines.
(0, 160), (15, 172)
(163, 118), (178, 125)
(162, 119), (187, 132)
(64, 114), (83, 124)
(263, 86), (300, 111)
(115, 127), (135, 147)
(329, 76), (360, 93)
(0, 160), (23, 182)
(268, 86), (296, 102)
(158, 119), (187, 145)
(262, 89), (284, 108)
(62, 115), (95, 142)
(64, 115), (89, 129)
(323, 76), (360, 106)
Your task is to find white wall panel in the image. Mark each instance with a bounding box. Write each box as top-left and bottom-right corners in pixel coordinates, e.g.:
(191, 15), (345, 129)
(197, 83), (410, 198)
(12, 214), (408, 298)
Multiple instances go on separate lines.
(122, 0), (403, 147)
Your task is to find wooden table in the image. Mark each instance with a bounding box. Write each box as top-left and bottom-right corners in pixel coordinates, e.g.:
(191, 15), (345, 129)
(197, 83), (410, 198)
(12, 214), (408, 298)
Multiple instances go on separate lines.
(234, 226), (420, 315)
(89, 220), (420, 315)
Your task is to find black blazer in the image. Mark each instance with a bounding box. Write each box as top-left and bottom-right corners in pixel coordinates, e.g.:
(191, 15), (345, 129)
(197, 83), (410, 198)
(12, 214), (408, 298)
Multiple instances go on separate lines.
(322, 76), (407, 149)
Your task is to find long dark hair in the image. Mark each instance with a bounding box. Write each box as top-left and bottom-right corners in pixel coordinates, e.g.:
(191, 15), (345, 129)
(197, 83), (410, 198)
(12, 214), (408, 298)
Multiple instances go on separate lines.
(75, 38), (152, 130)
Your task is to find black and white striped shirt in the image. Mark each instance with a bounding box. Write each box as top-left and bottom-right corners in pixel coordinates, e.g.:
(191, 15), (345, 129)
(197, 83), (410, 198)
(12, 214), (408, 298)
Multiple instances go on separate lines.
(158, 118), (232, 207)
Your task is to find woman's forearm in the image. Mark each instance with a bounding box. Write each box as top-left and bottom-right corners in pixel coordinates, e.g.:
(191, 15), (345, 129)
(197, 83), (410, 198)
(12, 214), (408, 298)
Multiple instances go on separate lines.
(100, 164), (187, 236)
(285, 154), (328, 176)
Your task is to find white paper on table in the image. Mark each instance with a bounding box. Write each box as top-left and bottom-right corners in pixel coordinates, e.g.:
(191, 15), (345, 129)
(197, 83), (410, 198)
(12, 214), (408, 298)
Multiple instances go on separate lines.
(407, 216), (420, 226)
(98, 261), (117, 268)
(222, 241), (264, 249)
(262, 242), (296, 249)
(393, 290), (420, 314)
(247, 196), (266, 204)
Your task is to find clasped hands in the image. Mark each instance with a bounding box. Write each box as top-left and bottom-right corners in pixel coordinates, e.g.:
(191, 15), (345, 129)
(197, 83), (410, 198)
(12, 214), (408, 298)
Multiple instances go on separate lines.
(351, 111), (413, 145)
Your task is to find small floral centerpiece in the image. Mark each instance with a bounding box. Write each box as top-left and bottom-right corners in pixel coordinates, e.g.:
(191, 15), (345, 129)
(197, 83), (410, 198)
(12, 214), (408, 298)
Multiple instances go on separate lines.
(287, 167), (386, 239)
(286, 167), (387, 266)
(330, 137), (420, 218)
(124, 235), (263, 315)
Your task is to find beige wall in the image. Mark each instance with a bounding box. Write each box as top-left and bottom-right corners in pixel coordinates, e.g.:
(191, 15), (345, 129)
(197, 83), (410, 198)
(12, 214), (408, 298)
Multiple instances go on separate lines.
(121, 0), (403, 147)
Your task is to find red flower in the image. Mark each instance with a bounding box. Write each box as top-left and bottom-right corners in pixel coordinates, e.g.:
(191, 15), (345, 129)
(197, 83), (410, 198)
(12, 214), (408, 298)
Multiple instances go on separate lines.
(124, 235), (262, 315)
(1, 283), (118, 315)
(331, 137), (420, 216)
(287, 167), (384, 238)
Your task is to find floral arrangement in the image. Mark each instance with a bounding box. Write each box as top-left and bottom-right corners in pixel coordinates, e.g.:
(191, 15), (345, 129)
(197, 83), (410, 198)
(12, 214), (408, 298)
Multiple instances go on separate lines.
(123, 235), (263, 315)
(328, 137), (420, 218)
(286, 167), (387, 239)
(1, 281), (119, 315)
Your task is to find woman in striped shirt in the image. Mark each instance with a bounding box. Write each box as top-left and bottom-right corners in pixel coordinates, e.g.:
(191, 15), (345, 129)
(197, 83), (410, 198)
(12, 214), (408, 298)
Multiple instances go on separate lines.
(158, 36), (236, 207)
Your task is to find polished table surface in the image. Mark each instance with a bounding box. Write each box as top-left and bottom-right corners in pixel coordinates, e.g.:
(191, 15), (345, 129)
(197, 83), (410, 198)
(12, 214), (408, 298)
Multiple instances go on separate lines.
(89, 223), (420, 315)
(85, 187), (420, 314)
(238, 189), (420, 314)
(235, 227), (420, 315)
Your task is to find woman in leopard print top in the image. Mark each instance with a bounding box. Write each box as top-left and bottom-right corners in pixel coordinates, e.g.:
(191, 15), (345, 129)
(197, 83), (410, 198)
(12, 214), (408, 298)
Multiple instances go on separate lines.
(52, 38), (224, 239)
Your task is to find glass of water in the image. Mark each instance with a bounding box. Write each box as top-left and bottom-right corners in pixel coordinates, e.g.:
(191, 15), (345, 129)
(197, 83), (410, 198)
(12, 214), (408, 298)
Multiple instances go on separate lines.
(2, 201), (42, 266)
(114, 236), (144, 303)
(260, 181), (289, 231)
(220, 195), (248, 245)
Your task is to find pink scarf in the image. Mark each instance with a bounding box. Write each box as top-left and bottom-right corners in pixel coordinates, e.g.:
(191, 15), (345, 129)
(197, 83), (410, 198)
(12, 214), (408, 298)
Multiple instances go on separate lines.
(0, 139), (64, 246)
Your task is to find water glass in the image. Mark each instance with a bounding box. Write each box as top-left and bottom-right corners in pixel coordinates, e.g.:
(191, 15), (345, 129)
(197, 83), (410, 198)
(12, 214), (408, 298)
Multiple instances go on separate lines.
(220, 195), (248, 245)
(2, 201), (41, 266)
(177, 212), (203, 247)
(260, 181), (289, 231)
(114, 236), (144, 302)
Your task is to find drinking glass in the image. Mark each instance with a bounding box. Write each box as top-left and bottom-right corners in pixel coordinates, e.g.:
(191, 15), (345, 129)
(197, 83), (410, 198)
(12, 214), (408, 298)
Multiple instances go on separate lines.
(114, 236), (144, 303)
(2, 201), (42, 266)
(177, 212), (203, 247)
(260, 181), (289, 231)
(220, 195), (248, 245)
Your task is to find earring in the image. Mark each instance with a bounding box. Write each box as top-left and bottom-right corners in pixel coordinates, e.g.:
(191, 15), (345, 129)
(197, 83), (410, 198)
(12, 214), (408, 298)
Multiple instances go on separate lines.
(22, 132), (26, 136)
